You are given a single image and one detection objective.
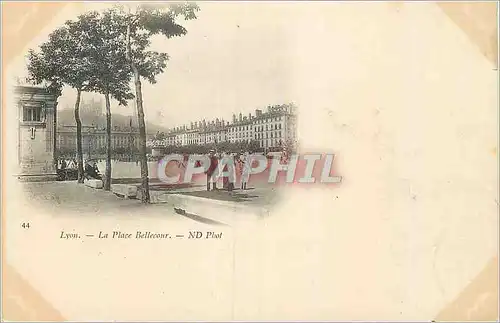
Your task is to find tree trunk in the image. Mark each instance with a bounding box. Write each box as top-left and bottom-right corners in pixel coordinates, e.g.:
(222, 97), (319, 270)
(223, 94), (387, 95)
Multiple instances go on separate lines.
(53, 101), (58, 170)
(74, 89), (84, 183)
(127, 19), (150, 203)
(132, 70), (150, 203)
(104, 92), (112, 191)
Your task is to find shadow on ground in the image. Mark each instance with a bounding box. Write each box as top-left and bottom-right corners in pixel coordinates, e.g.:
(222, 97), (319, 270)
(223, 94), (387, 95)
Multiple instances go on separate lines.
(179, 188), (279, 205)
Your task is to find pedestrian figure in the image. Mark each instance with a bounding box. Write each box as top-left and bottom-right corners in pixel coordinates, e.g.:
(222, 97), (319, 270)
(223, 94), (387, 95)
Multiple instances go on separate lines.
(222, 153), (229, 190)
(181, 153), (189, 169)
(281, 149), (289, 164)
(85, 160), (102, 180)
(222, 152), (235, 192)
(240, 152), (250, 190)
(60, 159), (67, 170)
(59, 159), (67, 181)
(205, 149), (218, 191)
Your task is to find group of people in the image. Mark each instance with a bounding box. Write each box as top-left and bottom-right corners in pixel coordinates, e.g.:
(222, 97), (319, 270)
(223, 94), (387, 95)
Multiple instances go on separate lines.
(58, 158), (77, 171)
(180, 148), (289, 192)
(203, 149), (252, 192)
(58, 158), (102, 181)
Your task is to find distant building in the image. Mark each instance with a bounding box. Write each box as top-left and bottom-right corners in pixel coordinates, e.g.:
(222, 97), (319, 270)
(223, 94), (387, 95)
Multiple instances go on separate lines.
(227, 113), (253, 144)
(149, 103), (297, 152)
(80, 97), (103, 116)
(253, 104), (297, 151)
(56, 124), (140, 158)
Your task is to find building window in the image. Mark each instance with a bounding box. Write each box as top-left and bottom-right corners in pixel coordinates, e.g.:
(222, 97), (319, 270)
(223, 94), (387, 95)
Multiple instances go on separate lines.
(23, 105), (42, 122)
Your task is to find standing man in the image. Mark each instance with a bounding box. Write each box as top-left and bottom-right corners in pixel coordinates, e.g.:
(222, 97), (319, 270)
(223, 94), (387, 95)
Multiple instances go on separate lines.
(222, 152), (229, 190)
(205, 149), (219, 191)
(182, 152), (189, 169)
(60, 158), (67, 170)
(240, 151), (250, 190)
(222, 151), (235, 192)
(60, 158), (67, 181)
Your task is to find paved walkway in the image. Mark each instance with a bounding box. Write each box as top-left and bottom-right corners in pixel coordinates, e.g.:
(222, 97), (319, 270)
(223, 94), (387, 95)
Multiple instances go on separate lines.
(18, 180), (275, 226)
(18, 181), (206, 225)
(166, 186), (281, 207)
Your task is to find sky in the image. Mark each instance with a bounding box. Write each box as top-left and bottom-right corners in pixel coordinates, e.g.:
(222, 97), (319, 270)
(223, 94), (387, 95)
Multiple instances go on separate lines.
(8, 1), (496, 149)
(12, 2), (302, 129)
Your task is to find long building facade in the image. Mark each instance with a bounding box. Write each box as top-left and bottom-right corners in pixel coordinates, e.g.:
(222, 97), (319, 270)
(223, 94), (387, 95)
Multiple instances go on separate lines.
(57, 124), (140, 157)
(149, 104), (298, 152)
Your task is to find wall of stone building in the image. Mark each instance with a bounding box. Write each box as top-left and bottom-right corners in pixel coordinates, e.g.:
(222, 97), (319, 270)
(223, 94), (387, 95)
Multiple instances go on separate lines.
(18, 125), (55, 175)
(16, 87), (57, 177)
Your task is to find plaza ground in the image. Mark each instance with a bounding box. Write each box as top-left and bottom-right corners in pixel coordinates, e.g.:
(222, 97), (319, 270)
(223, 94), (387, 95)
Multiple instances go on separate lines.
(6, 180), (238, 321)
(4, 166), (292, 321)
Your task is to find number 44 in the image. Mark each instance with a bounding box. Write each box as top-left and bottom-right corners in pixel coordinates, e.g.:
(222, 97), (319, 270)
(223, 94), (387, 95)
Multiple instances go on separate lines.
(21, 222), (30, 229)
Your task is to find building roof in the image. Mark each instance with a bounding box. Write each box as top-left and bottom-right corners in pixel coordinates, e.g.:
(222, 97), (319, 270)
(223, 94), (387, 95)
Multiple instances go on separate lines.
(14, 85), (54, 95)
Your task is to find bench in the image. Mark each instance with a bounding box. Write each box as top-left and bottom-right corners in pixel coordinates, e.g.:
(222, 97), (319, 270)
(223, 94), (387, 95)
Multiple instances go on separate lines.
(111, 184), (137, 199)
(85, 179), (103, 189)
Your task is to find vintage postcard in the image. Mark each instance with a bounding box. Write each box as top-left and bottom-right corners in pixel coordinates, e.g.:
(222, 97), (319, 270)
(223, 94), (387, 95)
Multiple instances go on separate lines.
(1, 1), (498, 321)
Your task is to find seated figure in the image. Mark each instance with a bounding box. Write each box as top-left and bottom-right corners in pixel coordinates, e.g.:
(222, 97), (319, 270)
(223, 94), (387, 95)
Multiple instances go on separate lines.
(85, 161), (102, 180)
